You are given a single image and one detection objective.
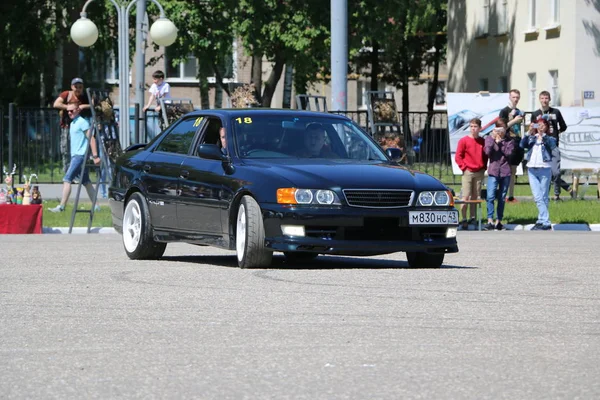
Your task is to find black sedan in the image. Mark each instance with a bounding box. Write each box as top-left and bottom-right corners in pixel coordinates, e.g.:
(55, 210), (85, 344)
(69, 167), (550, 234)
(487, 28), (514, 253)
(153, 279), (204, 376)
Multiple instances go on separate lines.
(109, 109), (459, 268)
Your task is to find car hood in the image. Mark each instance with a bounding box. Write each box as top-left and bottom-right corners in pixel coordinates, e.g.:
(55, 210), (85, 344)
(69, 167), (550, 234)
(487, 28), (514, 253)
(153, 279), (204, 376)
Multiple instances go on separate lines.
(240, 159), (446, 190)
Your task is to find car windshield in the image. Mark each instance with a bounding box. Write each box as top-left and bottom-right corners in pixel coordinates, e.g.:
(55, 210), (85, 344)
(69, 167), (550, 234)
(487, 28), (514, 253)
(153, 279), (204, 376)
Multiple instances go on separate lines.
(231, 115), (388, 161)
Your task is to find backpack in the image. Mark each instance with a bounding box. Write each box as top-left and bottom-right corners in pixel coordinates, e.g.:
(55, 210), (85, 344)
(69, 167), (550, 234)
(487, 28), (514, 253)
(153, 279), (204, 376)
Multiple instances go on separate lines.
(508, 134), (524, 165)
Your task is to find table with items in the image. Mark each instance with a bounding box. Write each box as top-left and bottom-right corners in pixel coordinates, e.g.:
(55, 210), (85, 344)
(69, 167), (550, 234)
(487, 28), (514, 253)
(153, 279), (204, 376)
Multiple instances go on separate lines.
(0, 174), (44, 234)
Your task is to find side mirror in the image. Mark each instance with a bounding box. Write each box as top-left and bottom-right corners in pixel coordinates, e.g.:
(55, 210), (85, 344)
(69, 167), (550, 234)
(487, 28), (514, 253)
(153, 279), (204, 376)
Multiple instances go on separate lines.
(386, 147), (402, 161)
(197, 144), (228, 161)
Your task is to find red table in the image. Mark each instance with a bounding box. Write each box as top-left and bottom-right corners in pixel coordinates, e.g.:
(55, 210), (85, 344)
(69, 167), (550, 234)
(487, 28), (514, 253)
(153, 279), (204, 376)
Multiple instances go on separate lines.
(0, 204), (43, 234)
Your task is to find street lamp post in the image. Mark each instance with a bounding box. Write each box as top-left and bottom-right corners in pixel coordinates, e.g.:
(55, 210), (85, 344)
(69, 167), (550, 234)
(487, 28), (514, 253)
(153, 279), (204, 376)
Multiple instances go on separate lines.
(70, 0), (177, 148)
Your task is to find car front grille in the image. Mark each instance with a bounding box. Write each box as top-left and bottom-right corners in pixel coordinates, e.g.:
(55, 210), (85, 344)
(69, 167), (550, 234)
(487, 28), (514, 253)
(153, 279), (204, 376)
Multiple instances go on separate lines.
(342, 189), (413, 208)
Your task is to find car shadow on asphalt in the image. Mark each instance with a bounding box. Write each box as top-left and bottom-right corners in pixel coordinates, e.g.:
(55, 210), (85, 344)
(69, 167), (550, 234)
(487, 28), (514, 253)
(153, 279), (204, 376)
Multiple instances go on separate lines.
(160, 254), (475, 270)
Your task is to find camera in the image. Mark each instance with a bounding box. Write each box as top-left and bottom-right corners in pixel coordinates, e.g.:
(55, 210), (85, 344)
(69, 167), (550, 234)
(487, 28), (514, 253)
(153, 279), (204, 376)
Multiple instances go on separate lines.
(532, 123), (539, 128)
(514, 109), (523, 116)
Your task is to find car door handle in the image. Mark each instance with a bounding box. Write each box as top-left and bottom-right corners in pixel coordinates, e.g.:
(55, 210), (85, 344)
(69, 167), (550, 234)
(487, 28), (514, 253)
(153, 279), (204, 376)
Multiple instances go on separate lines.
(143, 164), (151, 172)
(180, 170), (190, 179)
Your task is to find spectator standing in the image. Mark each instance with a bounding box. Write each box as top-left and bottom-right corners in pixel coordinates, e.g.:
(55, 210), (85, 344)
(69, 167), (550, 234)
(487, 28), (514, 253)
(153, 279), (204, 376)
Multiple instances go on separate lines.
(520, 117), (557, 230)
(53, 77), (91, 173)
(455, 118), (488, 230)
(499, 89), (524, 202)
(48, 104), (101, 213)
(483, 119), (515, 231)
(531, 91), (571, 201)
(143, 70), (171, 113)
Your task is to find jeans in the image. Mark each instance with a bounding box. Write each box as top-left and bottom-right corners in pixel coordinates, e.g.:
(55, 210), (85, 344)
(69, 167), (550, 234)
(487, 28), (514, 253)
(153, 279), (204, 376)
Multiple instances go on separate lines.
(486, 175), (510, 221)
(63, 155), (91, 185)
(528, 167), (552, 226)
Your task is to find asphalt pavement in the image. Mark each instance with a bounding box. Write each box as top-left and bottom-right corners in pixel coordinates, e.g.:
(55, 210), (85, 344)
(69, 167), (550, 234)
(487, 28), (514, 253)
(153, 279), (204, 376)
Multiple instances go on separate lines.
(0, 233), (598, 399)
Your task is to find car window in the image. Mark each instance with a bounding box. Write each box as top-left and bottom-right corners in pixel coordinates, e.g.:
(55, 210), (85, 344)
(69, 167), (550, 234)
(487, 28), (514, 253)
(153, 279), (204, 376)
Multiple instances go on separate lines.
(231, 115), (387, 160)
(200, 118), (223, 145)
(155, 116), (203, 154)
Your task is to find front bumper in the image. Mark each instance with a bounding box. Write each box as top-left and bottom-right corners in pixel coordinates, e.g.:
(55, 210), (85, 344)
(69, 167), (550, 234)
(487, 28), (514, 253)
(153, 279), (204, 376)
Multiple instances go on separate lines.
(261, 204), (458, 256)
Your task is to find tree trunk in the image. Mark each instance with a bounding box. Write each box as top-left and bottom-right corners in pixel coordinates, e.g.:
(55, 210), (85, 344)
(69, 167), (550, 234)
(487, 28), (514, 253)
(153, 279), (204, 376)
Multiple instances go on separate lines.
(212, 62), (232, 99)
(401, 75), (411, 140)
(251, 52), (263, 105)
(425, 36), (443, 132)
(282, 64), (294, 108)
(214, 85), (223, 109)
(370, 41), (379, 91)
(294, 73), (309, 109)
(261, 54), (286, 108)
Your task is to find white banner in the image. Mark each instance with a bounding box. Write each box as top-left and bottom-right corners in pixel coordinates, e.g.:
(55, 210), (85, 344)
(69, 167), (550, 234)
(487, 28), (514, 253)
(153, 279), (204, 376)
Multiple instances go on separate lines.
(556, 107), (600, 170)
(447, 92), (600, 173)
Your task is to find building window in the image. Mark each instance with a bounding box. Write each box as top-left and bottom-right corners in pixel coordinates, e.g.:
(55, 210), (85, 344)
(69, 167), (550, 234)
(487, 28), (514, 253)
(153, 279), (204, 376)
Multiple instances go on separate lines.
(528, 0), (537, 29)
(550, 0), (560, 25)
(528, 73), (537, 111)
(498, 76), (508, 93)
(497, 0), (508, 35)
(477, 0), (490, 36)
(357, 80), (386, 109)
(479, 78), (489, 91)
(549, 70), (559, 105)
(166, 51), (198, 81)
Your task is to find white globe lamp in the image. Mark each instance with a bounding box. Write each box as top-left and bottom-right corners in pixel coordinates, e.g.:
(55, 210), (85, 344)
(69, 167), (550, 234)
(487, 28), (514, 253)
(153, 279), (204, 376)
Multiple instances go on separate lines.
(70, 16), (99, 47)
(150, 18), (178, 46)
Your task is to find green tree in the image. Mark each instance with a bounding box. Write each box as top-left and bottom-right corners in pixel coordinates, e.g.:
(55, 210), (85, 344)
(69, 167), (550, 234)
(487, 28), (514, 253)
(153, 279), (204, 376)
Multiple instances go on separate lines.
(0, 0), (117, 107)
(350, 0), (447, 132)
(159, 0), (235, 108)
(230, 0), (330, 107)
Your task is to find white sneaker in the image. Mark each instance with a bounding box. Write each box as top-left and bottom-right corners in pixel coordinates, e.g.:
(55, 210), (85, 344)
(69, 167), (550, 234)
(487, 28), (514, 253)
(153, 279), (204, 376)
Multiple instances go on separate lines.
(48, 205), (65, 213)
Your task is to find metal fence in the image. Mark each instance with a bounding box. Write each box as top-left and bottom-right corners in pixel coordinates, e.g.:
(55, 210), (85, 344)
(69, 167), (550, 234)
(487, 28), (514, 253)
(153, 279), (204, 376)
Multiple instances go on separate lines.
(1, 105), (454, 184)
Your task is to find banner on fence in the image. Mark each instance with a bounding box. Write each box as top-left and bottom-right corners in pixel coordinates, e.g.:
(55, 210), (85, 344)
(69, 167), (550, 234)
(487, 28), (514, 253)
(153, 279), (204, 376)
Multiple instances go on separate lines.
(553, 107), (600, 170)
(447, 92), (600, 173)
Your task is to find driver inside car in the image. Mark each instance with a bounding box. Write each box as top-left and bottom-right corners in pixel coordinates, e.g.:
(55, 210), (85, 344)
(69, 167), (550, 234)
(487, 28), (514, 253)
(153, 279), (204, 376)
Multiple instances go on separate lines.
(294, 123), (337, 158)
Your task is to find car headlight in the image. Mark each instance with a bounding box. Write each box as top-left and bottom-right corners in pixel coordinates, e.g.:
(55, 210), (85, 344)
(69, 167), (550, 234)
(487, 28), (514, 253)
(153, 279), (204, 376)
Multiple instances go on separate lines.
(277, 188), (341, 205)
(417, 190), (453, 206)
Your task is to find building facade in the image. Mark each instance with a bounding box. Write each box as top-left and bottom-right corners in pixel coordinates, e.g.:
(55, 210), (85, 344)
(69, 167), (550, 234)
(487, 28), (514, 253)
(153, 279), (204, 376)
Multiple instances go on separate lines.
(447, 0), (600, 110)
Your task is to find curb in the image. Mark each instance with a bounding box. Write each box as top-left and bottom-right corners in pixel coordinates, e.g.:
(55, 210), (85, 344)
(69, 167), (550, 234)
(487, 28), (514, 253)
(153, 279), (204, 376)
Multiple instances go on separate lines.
(42, 227), (117, 234)
(460, 223), (594, 231)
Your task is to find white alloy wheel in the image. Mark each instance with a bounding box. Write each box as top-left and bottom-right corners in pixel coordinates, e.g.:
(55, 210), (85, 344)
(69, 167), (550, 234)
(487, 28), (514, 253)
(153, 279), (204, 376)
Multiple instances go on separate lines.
(121, 192), (166, 260)
(123, 198), (142, 253)
(236, 202), (247, 262)
(235, 196), (273, 268)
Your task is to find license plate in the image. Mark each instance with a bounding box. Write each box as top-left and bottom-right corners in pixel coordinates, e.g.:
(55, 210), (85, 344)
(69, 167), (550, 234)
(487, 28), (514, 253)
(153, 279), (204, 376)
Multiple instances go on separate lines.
(408, 210), (459, 225)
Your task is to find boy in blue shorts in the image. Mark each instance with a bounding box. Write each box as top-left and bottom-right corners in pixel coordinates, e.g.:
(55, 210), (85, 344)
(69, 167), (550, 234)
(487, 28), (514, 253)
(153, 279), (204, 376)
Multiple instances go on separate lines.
(48, 104), (101, 212)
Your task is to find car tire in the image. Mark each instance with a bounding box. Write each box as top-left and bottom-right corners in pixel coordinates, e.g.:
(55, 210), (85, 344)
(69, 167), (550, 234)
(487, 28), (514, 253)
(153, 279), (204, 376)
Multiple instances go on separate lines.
(284, 252), (318, 264)
(406, 252), (444, 268)
(236, 196), (273, 268)
(122, 192), (166, 260)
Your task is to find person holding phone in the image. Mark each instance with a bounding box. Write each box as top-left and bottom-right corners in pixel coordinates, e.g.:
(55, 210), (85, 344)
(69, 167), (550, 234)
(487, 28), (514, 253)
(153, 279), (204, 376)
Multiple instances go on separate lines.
(499, 89), (524, 202)
(531, 91), (571, 201)
(520, 117), (557, 230)
(483, 118), (514, 230)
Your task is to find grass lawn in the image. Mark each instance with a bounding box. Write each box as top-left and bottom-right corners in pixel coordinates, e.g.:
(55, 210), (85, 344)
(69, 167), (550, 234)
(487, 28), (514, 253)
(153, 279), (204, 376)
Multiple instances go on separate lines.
(42, 200), (113, 228)
(460, 198), (600, 225)
(40, 197), (600, 229)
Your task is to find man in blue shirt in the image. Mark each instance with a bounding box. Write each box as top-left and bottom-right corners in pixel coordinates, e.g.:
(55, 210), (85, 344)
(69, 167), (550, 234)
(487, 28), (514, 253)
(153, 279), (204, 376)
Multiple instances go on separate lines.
(48, 104), (101, 212)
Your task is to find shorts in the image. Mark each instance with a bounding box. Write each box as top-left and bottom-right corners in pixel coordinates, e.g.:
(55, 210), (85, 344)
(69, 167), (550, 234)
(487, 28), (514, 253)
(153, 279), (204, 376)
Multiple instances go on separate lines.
(461, 169), (485, 200)
(63, 155), (91, 185)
